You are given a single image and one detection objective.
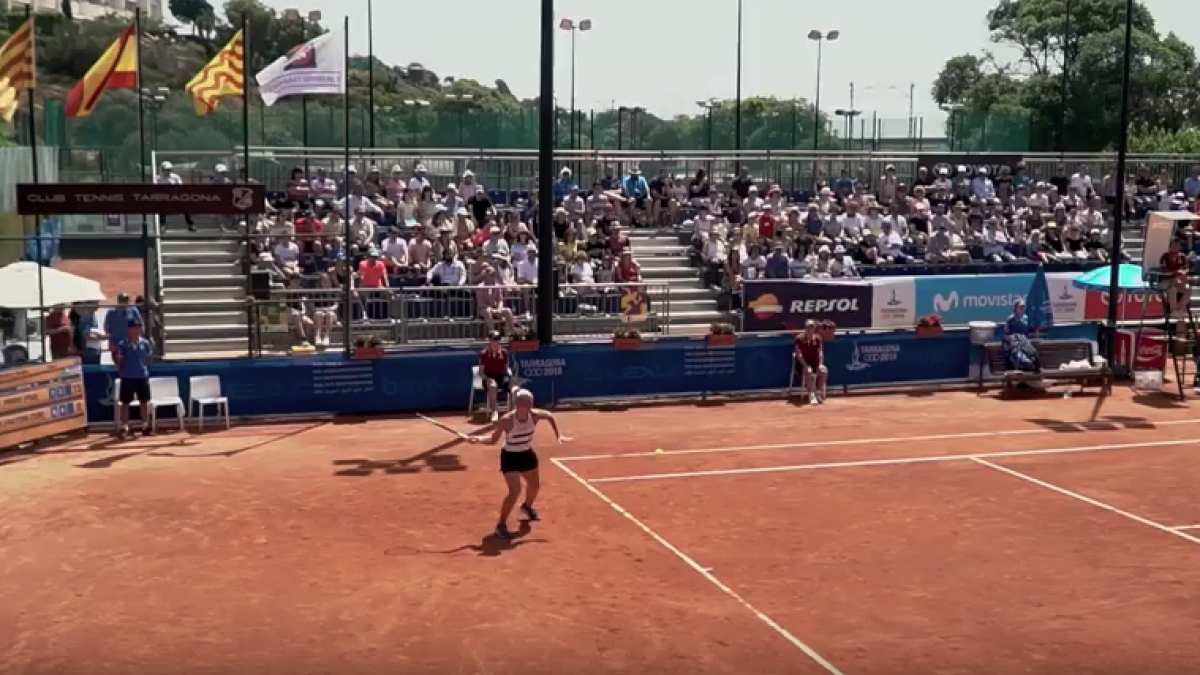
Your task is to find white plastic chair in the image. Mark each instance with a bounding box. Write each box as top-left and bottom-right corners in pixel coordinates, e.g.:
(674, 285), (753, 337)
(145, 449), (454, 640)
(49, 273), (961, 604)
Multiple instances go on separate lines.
(467, 365), (526, 419)
(188, 375), (230, 432)
(113, 377), (186, 432)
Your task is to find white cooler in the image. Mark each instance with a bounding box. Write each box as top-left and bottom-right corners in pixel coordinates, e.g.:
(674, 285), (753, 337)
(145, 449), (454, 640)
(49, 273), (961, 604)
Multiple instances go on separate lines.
(969, 321), (998, 381)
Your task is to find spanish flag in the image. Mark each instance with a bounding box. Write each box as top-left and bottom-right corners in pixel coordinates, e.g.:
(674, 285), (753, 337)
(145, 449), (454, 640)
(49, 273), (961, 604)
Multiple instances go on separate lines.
(64, 23), (138, 118)
(0, 18), (35, 122)
(185, 30), (244, 116)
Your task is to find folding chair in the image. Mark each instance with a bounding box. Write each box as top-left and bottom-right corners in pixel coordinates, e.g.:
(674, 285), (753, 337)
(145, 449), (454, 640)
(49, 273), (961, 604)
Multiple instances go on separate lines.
(467, 365), (527, 419)
(188, 375), (230, 432)
(787, 348), (811, 398)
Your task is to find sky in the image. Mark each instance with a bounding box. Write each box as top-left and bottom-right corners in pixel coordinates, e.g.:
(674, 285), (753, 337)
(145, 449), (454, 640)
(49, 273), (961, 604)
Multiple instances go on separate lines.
(252, 0), (1199, 124)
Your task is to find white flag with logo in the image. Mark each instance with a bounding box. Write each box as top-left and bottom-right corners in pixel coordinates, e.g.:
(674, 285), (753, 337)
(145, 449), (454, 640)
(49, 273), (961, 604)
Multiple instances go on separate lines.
(256, 31), (346, 106)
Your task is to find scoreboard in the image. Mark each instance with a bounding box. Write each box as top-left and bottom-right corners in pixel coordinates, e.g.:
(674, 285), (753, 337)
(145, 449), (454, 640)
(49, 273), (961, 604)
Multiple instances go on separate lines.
(0, 358), (88, 451)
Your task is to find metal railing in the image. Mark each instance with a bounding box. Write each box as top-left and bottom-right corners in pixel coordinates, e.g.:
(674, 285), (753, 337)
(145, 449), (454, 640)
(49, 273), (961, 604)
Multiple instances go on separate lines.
(246, 282), (670, 355)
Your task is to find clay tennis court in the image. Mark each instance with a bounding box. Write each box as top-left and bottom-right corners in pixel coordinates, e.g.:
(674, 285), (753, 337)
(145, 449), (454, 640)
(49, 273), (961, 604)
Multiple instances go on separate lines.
(3, 388), (1200, 675)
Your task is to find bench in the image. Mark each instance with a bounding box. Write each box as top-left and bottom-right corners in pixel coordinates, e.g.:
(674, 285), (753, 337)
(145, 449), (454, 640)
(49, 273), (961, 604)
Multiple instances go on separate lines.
(984, 339), (1112, 395)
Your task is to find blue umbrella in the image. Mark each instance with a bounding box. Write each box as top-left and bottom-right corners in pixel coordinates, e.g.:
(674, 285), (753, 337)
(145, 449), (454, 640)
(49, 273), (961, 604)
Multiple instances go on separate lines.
(1025, 265), (1054, 334)
(1072, 264), (1147, 292)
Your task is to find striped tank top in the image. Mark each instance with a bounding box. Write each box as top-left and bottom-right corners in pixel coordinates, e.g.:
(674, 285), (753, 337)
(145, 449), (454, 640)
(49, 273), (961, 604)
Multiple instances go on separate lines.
(504, 412), (536, 452)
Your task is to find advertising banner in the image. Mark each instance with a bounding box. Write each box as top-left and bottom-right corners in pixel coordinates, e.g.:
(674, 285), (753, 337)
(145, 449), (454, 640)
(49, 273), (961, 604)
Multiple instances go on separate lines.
(0, 357), (87, 450)
(1083, 290), (1165, 321)
(16, 183), (268, 216)
(825, 334), (973, 388)
(742, 280), (874, 331)
(870, 278), (917, 328)
(913, 272), (1085, 325)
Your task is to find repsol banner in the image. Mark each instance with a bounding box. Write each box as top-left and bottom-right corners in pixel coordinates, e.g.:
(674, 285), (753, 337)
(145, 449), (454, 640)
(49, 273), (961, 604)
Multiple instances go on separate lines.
(742, 280), (873, 331)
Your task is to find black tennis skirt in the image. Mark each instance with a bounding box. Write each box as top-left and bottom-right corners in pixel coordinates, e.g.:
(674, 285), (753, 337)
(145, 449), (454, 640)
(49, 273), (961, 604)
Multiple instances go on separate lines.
(500, 449), (539, 474)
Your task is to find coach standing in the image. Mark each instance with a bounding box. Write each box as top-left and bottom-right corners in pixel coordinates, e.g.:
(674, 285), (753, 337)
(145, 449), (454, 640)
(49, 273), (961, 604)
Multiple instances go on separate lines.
(114, 319), (154, 439)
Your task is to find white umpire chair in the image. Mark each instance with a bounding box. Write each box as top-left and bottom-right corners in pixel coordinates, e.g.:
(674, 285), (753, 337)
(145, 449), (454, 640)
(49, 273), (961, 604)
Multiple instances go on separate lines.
(467, 366), (526, 419)
(113, 376), (187, 433)
(188, 375), (230, 432)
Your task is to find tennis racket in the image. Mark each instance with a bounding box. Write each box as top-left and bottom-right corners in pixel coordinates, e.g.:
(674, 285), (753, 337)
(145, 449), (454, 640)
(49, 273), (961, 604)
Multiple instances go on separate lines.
(416, 413), (469, 440)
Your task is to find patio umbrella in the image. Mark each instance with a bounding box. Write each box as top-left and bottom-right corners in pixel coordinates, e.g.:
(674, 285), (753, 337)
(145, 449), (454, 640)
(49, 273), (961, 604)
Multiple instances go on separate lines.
(1072, 264), (1147, 292)
(1025, 265), (1054, 335)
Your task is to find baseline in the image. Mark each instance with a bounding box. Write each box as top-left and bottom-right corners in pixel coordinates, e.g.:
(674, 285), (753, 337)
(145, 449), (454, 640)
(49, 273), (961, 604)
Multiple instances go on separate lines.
(971, 458), (1200, 548)
(587, 436), (1200, 484)
(550, 457), (845, 675)
(559, 418), (1200, 462)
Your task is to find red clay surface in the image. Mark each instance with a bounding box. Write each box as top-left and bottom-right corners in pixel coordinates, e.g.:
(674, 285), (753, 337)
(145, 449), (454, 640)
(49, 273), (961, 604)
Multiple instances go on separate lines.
(58, 258), (144, 300)
(2, 389), (1199, 674)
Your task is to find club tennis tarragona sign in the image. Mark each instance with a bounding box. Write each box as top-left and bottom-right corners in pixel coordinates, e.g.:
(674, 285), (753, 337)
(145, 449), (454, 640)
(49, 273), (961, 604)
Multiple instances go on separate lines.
(914, 273), (1086, 324)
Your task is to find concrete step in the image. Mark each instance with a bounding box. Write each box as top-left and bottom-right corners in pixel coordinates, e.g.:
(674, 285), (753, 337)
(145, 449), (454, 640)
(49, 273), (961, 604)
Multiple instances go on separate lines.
(162, 286), (246, 303)
(163, 337), (251, 356)
(163, 310), (249, 328)
(165, 274), (246, 289)
(161, 298), (246, 314)
(160, 239), (243, 256)
(650, 277), (709, 289)
(631, 244), (690, 257)
(668, 309), (734, 323)
(165, 323), (252, 342)
(163, 262), (244, 277)
(637, 256), (688, 269)
(654, 285), (717, 300)
(641, 266), (698, 280)
(666, 297), (722, 311)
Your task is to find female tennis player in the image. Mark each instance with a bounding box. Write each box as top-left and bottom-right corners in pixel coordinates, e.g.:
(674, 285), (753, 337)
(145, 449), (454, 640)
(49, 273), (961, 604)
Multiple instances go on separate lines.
(466, 388), (570, 540)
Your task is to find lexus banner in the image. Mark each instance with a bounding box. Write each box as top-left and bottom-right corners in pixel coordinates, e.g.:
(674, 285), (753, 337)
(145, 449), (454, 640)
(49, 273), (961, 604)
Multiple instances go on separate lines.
(742, 280), (874, 332)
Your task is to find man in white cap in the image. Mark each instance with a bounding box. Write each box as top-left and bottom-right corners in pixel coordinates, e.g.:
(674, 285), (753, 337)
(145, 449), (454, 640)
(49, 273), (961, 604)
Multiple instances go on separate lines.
(408, 164), (430, 194)
(154, 160), (194, 231)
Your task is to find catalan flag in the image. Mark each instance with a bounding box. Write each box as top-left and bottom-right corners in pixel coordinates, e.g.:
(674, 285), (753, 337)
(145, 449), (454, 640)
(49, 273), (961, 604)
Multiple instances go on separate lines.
(185, 30), (244, 116)
(0, 18), (35, 121)
(0, 78), (17, 123)
(64, 23), (138, 119)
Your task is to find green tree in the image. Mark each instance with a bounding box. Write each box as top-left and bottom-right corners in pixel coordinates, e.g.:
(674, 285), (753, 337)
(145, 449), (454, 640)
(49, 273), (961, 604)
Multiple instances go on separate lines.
(168, 0), (214, 34)
(60, 0), (72, 21)
(933, 0), (1200, 152)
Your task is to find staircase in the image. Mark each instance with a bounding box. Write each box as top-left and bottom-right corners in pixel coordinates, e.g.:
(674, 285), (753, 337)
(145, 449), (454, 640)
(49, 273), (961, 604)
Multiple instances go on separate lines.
(159, 233), (250, 358)
(627, 228), (732, 334)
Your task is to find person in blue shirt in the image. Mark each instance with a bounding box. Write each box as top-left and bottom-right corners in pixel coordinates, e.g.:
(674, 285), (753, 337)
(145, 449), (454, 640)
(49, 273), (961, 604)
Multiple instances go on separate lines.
(552, 167), (577, 206)
(114, 319), (154, 438)
(103, 293), (142, 354)
(1184, 166), (1200, 202)
(622, 167), (650, 224)
(1005, 300), (1030, 337)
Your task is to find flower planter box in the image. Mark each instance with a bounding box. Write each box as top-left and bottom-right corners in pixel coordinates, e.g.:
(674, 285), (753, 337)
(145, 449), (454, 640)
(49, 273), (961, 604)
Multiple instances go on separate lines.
(817, 329), (836, 341)
(706, 333), (737, 347)
(352, 346), (385, 360)
(510, 340), (540, 353)
(915, 325), (944, 338)
(613, 337), (643, 350)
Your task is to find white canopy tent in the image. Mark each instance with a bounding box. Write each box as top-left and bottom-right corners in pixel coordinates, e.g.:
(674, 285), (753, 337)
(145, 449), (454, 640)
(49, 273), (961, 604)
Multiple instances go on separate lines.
(0, 261), (106, 310)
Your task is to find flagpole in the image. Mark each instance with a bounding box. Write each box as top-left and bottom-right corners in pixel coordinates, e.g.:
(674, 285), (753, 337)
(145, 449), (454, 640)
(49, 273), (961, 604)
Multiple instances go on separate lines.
(342, 16), (353, 354)
(300, 17), (309, 177)
(134, 8), (151, 328)
(241, 14), (253, 358)
(367, 0), (374, 148)
(26, 7), (47, 360)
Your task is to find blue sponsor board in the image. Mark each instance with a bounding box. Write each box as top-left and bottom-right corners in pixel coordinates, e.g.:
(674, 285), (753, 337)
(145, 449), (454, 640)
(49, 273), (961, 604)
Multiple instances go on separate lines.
(742, 280), (874, 331)
(914, 274), (1037, 324)
(79, 324), (1100, 424)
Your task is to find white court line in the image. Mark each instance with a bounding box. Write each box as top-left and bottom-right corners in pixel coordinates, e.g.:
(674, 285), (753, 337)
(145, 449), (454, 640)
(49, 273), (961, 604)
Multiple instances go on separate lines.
(559, 418), (1200, 462)
(1169, 525), (1200, 531)
(970, 458), (1200, 547)
(587, 437), (1200, 484)
(550, 457), (845, 675)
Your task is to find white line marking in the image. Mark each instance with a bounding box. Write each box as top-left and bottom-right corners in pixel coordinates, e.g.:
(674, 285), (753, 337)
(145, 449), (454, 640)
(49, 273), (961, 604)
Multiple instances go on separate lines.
(558, 418), (1200, 462)
(587, 437), (1200, 484)
(970, 458), (1200, 547)
(1169, 525), (1200, 531)
(550, 457), (845, 675)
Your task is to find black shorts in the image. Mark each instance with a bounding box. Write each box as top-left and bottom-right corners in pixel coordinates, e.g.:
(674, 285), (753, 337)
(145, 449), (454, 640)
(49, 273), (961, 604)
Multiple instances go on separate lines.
(631, 197), (648, 210)
(500, 449), (539, 474)
(119, 378), (151, 405)
(794, 361), (820, 376)
(657, 198), (672, 208)
(484, 372), (511, 390)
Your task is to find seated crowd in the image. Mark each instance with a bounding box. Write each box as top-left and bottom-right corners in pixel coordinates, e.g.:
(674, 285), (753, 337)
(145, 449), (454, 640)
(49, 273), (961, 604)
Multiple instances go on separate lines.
(686, 161), (1200, 292)
(240, 163), (650, 347)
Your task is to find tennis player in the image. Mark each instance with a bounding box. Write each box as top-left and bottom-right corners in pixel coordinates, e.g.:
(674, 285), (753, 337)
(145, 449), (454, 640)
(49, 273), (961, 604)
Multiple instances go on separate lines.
(467, 388), (570, 540)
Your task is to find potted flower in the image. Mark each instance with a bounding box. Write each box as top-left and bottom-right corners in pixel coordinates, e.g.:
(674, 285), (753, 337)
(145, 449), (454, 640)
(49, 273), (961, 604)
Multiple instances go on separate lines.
(816, 319), (837, 341)
(916, 314), (944, 337)
(352, 335), (385, 359)
(612, 327), (643, 350)
(509, 325), (540, 353)
(706, 322), (737, 346)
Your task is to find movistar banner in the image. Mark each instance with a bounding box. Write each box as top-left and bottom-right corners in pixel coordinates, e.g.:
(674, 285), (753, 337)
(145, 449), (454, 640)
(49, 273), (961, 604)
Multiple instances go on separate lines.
(913, 272), (1085, 325)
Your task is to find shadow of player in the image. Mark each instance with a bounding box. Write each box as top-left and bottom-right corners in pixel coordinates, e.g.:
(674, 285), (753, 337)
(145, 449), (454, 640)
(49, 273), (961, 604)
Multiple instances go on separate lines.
(385, 521), (543, 558)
